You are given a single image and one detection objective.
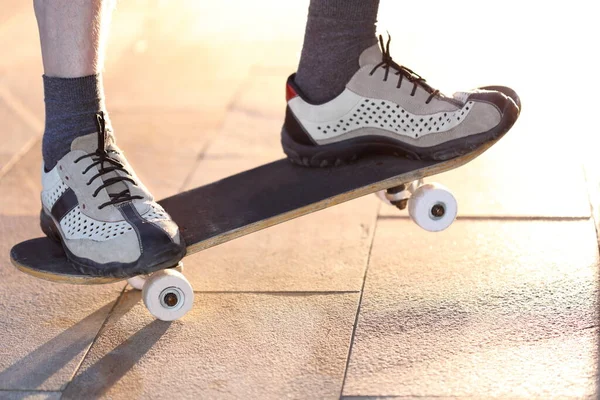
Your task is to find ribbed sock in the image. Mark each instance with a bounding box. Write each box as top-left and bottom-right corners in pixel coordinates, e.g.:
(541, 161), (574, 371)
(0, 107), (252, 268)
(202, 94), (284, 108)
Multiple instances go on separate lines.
(42, 74), (112, 170)
(294, 0), (380, 103)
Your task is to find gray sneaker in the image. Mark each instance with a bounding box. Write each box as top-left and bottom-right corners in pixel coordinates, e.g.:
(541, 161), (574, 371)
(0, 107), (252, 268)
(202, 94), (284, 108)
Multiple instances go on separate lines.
(40, 112), (185, 278)
(282, 35), (520, 167)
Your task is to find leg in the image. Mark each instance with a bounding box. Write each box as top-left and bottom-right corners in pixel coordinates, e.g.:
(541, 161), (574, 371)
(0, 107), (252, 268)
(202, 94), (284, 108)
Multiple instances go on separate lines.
(295, 0), (380, 104)
(35, 1), (186, 277)
(281, 0), (520, 167)
(34, 0), (112, 78)
(34, 0), (114, 170)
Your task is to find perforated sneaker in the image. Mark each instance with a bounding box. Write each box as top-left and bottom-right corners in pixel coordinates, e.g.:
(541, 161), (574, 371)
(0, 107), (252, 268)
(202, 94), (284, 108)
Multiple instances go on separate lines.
(40, 113), (185, 278)
(282, 35), (520, 167)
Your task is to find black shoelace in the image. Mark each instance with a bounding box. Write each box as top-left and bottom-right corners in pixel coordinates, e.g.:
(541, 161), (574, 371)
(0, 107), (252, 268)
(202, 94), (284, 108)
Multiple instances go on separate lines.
(369, 34), (440, 104)
(74, 112), (143, 210)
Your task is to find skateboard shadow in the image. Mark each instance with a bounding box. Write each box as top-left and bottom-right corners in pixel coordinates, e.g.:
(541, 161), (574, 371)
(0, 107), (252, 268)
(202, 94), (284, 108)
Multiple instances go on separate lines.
(61, 317), (170, 398)
(0, 299), (126, 390)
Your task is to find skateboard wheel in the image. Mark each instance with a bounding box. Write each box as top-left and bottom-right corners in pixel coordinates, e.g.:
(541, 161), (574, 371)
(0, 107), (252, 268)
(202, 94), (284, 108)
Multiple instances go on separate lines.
(142, 268), (194, 321)
(408, 183), (457, 232)
(127, 262), (184, 291)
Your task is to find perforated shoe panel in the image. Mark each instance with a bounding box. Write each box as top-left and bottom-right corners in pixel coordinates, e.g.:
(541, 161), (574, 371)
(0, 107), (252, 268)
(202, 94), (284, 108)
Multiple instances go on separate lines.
(60, 206), (133, 241)
(289, 91), (474, 142)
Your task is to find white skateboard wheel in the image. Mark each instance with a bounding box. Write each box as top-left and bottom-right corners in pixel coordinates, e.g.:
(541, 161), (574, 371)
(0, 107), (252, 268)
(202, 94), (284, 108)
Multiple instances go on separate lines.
(127, 262), (184, 291)
(408, 183), (457, 232)
(142, 268), (194, 321)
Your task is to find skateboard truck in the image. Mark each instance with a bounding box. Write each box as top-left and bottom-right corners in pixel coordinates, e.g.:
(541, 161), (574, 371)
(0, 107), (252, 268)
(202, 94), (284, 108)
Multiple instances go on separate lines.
(384, 179), (423, 210)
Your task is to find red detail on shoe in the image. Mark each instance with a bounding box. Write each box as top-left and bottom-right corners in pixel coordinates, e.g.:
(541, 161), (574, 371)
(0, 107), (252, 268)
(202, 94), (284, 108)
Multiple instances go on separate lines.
(286, 84), (298, 102)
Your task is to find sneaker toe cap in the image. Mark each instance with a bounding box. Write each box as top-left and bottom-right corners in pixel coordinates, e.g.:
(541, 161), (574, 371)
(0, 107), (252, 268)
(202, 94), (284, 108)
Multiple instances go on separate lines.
(478, 85), (521, 111)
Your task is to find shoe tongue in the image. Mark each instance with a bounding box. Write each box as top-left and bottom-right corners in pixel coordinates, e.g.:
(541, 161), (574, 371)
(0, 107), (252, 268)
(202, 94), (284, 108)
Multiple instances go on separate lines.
(70, 132), (128, 198)
(70, 131), (116, 153)
(359, 43), (383, 67)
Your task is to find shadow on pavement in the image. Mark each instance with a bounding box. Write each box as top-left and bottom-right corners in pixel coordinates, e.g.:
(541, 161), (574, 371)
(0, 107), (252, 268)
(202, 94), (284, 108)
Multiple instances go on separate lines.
(0, 300), (118, 390)
(61, 291), (171, 398)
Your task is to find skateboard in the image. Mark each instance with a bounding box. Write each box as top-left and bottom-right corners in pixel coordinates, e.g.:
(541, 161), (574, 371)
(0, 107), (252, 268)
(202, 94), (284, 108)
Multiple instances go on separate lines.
(11, 137), (502, 321)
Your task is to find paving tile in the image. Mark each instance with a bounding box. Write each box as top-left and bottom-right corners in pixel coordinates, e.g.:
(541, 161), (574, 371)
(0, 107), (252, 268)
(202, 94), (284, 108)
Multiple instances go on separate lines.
(0, 96), (40, 179)
(109, 110), (221, 199)
(0, 155), (11, 175)
(343, 219), (599, 398)
(253, 39), (303, 72)
(231, 68), (290, 119)
(0, 0), (28, 26)
(183, 101), (289, 192)
(63, 292), (358, 400)
(104, 38), (252, 114)
(0, 7), (44, 120)
(0, 60), (43, 126)
(197, 111), (284, 161)
(104, 0), (309, 114)
(0, 4), (39, 64)
(184, 154), (277, 190)
(105, 11), (261, 113)
(0, 392), (61, 400)
(0, 141), (43, 216)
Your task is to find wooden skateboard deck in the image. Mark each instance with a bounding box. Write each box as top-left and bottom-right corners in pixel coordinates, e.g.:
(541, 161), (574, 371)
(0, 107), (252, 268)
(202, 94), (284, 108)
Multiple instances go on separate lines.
(10, 138), (498, 284)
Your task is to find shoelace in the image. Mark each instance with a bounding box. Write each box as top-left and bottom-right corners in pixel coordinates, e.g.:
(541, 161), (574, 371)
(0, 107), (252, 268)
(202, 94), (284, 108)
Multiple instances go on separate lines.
(369, 34), (440, 104)
(74, 112), (143, 210)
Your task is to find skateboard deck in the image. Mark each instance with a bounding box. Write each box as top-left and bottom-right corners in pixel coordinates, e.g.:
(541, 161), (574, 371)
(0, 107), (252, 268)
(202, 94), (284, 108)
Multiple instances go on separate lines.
(11, 138), (498, 284)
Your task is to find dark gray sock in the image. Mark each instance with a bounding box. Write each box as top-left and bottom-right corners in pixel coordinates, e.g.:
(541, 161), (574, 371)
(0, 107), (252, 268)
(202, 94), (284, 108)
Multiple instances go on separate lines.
(295, 0), (380, 104)
(42, 74), (112, 170)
